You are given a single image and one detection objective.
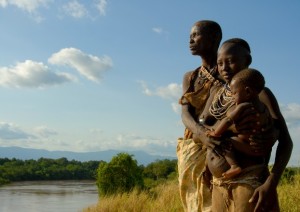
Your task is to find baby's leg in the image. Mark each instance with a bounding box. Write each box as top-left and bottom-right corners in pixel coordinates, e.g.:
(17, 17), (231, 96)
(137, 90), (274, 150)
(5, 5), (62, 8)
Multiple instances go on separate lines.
(223, 150), (242, 179)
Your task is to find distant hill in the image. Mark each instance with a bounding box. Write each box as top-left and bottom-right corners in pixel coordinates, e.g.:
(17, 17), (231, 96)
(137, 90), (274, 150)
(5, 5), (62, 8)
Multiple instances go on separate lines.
(0, 146), (176, 165)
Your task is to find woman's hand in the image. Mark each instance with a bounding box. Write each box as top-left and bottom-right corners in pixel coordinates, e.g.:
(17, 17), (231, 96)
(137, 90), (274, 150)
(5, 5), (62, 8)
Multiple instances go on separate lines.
(192, 129), (221, 150)
(233, 102), (258, 133)
(249, 174), (278, 212)
(233, 102), (279, 155)
(249, 127), (279, 155)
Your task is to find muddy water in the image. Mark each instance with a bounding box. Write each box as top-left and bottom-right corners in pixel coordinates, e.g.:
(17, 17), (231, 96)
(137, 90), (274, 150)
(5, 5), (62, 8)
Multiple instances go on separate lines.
(0, 180), (98, 212)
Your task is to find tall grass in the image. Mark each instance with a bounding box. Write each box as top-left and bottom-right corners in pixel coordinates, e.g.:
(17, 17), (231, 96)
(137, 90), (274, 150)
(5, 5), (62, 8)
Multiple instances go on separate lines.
(278, 174), (300, 212)
(84, 180), (183, 212)
(84, 174), (300, 212)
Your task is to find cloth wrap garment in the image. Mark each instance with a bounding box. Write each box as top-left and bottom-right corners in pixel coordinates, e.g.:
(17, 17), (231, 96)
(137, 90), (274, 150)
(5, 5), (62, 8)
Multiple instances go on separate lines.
(177, 66), (220, 212)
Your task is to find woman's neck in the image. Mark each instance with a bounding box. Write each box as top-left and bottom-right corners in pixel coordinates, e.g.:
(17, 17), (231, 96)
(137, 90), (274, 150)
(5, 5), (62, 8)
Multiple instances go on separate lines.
(201, 54), (217, 71)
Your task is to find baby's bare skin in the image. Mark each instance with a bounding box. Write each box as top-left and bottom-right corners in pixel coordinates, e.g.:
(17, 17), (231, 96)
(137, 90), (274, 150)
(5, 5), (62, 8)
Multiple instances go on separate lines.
(206, 148), (230, 178)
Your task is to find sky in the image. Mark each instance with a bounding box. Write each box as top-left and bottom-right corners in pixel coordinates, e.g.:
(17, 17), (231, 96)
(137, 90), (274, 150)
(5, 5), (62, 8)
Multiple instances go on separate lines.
(0, 0), (299, 166)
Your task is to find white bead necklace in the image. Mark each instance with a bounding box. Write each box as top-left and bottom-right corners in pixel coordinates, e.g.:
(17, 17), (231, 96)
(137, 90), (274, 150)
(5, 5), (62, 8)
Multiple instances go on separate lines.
(209, 84), (235, 120)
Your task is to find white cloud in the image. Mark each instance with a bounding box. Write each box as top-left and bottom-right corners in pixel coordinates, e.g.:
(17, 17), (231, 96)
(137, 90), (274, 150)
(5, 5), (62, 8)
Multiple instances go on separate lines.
(0, 0), (8, 7)
(102, 133), (177, 156)
(0, 60), (77, 88)
(0, 122), (62, 150)
(89, 128), (104, 134)
(171, 102), (181, 114)
(140, 81), (181, 100)
(48, 47), (113, 83)
(0, 48), (111, 88)
(0, 0), (50, 13)
(62, 0), (88, 18)
(0, 0), (51, 22)
(140, 81), (181, 113)
(0, 0), (108, 21)
(152, 27), (163, 34)
(280, 103), (300, 126)
(34, 126), (58, 137)
(0, 122), (34, 140)
(152, 27), (169, 40)
(276, 103), (300, 165)
(95, 0), (107, 16)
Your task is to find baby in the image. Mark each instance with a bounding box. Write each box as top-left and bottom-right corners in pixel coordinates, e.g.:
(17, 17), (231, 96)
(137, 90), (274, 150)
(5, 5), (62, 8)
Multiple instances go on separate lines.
(206, 68), (272, 178)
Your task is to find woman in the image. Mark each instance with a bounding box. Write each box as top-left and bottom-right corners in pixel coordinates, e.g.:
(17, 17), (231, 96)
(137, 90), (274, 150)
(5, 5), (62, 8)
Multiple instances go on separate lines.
(177, 20), (223, 212)
(178, 21), (293, 211)
(199, 38), (293, 211)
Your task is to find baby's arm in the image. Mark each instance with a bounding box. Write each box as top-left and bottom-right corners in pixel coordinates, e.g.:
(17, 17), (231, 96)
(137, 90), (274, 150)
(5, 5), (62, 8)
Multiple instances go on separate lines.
(208, 115), (234, 137)
(207, 103), (243, 138)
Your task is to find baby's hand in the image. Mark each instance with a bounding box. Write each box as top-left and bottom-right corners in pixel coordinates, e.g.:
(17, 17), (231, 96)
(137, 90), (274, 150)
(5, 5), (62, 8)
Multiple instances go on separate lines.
(206, 130), (221, 138)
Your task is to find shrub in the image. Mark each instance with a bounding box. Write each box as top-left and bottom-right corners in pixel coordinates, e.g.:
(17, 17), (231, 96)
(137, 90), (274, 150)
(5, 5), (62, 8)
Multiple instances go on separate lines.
(96, 153), (144, 196)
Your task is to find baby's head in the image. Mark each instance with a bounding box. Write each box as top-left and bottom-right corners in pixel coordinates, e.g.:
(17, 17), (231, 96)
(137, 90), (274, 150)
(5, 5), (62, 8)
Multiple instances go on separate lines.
(230, 68), (265, 104)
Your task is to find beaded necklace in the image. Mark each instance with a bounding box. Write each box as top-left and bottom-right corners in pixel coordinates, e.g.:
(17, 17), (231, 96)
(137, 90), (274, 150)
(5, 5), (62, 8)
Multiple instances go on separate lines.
(209, 84), (235, 120)
(198, 66), (222, 86)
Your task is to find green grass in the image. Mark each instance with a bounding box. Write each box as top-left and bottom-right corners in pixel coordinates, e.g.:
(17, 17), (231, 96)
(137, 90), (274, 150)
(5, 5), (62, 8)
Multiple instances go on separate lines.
(84, 180), (183, 212)
(278, 174), (300, 212)
(84, 174), (300, 212)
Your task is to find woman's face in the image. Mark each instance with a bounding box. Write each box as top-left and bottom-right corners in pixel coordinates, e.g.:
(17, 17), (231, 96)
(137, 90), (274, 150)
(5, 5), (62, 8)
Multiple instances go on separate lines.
(189, 24), (213, 56)
(217, 43), (249, 83)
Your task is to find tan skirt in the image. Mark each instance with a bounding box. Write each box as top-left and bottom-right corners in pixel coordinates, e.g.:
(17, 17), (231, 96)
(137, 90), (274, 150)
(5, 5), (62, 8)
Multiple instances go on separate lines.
(177, 138), (212, 212)
(211, 164), (279, 212)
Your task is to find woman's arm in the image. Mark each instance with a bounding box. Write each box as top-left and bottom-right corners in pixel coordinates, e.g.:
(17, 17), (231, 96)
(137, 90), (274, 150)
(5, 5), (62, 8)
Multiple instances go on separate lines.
(258, 87), (293, 184)
(181, 71), (200, 133)
(250, 87), (293, 211)
(181, 71), (220, 148)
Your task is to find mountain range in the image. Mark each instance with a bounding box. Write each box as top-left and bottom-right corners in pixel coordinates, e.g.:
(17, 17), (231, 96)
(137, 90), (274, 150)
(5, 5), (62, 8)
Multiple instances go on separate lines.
(0, 146), (176, 165)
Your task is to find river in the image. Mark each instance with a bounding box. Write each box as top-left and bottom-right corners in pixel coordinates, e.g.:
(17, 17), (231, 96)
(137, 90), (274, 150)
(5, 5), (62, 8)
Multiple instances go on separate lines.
(0, 180), (99, 212)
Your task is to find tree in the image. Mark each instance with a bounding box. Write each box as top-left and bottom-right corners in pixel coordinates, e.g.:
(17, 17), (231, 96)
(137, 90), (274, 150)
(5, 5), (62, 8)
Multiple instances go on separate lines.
(96, 153), (144, 196)
(143, 159), (177, 180)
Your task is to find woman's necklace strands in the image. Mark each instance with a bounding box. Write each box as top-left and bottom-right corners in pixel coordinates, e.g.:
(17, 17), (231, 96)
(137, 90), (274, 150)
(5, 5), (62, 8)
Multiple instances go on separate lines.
(209, 84), (235, 120)
(198, 66), (222, 86)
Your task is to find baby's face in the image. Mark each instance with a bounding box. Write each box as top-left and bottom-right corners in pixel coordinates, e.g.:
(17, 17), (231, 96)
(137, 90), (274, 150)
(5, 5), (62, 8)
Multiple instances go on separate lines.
(230, 79), (250, 104)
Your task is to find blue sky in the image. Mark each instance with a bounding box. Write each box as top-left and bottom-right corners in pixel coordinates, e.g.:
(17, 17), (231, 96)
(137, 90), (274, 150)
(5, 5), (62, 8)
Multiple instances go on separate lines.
(0, 0), (299, 166)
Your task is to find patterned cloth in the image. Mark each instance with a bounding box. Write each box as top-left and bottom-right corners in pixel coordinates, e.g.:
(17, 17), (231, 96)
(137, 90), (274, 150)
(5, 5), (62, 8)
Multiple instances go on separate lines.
(211, 164), (280, 212)
(177, 66), (219, 212)
(177, 138), (212, 212)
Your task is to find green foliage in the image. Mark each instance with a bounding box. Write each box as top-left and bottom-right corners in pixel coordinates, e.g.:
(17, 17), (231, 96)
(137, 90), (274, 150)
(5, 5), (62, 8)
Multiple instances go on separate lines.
(85, 175), (300, 212)
(0, 153), (179, 193)
(96, 153), (144, 196)
(0, 157), (100, 185)
(143, 159), (177, 180)
(0, 177), (10, 185)
(279, 167), (300, 185)
(278, 173), (300, 211)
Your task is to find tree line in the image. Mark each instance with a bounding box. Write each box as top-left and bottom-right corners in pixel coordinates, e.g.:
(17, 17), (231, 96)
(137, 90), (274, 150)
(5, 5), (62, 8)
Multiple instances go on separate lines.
(1, 153), (298, 197)
(0, 157), (99, 185)
(0, 154), (178, 188)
